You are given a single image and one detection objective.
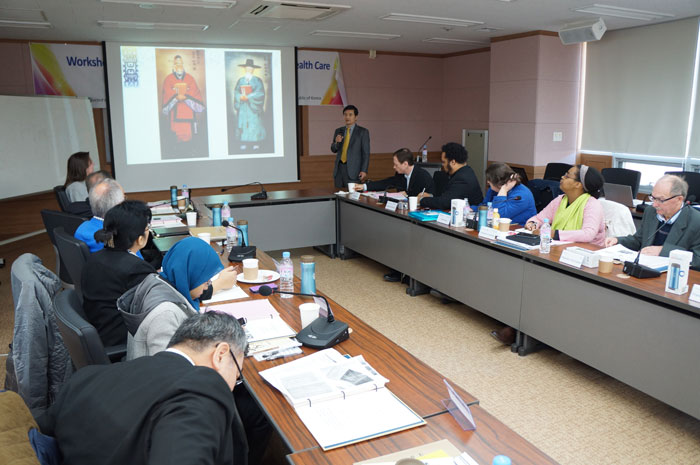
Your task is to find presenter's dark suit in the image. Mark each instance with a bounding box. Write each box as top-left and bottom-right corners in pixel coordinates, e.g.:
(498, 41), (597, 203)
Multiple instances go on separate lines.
(366, 165), (434, 196)
(331, 124), (370, 188)
(38, 351), (247, 465)
(420, 165), (483, 210)
(617, 205), (700, 268)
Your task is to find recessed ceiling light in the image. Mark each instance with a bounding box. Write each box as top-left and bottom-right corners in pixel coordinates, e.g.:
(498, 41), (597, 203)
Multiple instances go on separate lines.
(98, 20), (209, 30)
(0, 19), (52, 28)
(310, 30), (400, 40)
(423, 37), (488, 45)
(381, 13), (483, 28)
(100, 0), (235, 9)
(475, 27), (503, 33)
(574, 4), (674, 21)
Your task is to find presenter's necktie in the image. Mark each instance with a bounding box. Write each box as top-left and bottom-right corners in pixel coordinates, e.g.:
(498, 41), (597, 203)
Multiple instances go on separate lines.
(341, 127), (351, 163)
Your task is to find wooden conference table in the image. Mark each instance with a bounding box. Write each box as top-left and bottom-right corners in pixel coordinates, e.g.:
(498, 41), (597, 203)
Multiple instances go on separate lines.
(336, 193), (700, 421)
(219, 251), (558, 464)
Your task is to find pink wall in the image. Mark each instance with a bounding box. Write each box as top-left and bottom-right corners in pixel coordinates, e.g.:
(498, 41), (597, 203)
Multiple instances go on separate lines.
(307, 50), (491, 156)
(489, 35), (581, 167)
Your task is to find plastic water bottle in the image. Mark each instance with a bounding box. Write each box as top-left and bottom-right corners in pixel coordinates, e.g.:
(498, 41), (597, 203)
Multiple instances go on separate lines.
(492, 455), (511, 465)
(182, 184), (189, 207)
(540, 218), (551, 254)
(225, 217), (237, 254)
(421, 145), (428, 162)
(221, 201), (231, 222)
(492, 208), (500, 228)
(462, 198), (471, 224)
(279, 251), (294, 299)
(487, 202), (494, 226)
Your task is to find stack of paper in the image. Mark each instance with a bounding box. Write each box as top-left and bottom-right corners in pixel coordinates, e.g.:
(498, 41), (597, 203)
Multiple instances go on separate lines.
(206, 299), (296, 343)
(260, 349), (425, 450)
(598, 244), (670, 271)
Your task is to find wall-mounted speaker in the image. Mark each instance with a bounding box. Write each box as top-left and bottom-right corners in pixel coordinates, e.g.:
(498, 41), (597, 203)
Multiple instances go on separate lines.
(559, 18), (606, 45)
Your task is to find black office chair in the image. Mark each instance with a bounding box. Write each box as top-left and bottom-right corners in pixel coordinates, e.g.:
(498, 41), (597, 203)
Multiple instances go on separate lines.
(53, 185), (72, 212)
(511, 166), (529, 186)
(665, 171), (700, 204)
(40, 209), (86, 285)
(54, 227), (90, 304)
(602, 168), (642, 197)
(53, 289), (125, 369)
(432, 170), (449, 197)
(543, 163), (572, 181)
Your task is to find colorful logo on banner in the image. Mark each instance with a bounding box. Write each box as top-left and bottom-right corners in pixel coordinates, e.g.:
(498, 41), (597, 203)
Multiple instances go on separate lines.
(30, 43), (106, 108)
(297, 51), (347, 106)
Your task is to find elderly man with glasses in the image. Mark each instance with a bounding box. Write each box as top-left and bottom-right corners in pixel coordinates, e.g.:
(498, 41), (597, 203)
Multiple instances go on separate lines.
(38, 312), (249, 465)
(605, 174), (700, 268)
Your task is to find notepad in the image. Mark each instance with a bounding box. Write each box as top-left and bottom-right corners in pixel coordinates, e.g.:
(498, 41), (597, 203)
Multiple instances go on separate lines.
(260, 349), (425, 450)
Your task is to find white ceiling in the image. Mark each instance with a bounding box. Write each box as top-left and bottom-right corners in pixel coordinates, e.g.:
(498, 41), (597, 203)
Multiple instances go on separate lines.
(0, 0), (699, 54)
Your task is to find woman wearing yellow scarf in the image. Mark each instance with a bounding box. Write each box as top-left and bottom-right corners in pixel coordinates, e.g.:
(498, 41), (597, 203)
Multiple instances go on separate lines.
(524, 164), (606, 246)
(491, 165), (605, 345)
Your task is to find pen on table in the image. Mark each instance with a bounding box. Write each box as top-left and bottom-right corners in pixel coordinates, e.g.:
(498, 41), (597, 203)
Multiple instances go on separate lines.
(262, 351), (279, 359)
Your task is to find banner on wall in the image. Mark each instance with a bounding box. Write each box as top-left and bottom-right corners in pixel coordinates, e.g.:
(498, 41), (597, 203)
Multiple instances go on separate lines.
(296, 51), (347, 106)
(30, 43), (106, 108)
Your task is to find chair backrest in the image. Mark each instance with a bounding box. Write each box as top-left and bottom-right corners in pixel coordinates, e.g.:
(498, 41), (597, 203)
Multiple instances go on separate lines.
(543, 163), (572, 181)
(53, 289), (111, 369)
(602, 168), (642, 197)
(54, 228), (90, 303)
(511, 166), (529, 186)
(664, 171), (700, 203)
(432, 170), (450, 197)
(53, 185), (71, 212)
(40, 210), (86, 284)
(599, 198), (637, 238)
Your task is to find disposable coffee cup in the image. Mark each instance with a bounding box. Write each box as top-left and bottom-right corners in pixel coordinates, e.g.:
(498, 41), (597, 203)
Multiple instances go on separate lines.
(299, 303), (320, 329)
(499, 218), (512, 232)
(186, 211), (197, 227)
(177, 196), (187, 211)
(347, 182), (356, 192)
(242, 258), (259, 280)
(599, 256), (613, 274)
(409, 196), (418, 211)
(197, 232), (211, 244)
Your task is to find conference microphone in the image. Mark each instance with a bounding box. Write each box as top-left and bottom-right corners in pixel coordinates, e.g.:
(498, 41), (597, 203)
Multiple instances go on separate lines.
(622, 208), (679, 278)
(221, 220), (247, 247)
(417, 135), (432, 154)
(258, 285), (349, 349)
(220, 182), (268, 200)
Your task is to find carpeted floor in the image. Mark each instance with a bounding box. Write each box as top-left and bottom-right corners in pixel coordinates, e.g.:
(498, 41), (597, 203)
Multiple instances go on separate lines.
(2, 237), (699, 464)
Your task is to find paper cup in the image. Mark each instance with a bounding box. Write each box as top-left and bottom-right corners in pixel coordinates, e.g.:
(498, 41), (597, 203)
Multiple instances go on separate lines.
(498, 218), (512, 232)
(599, 256), (614, 274)
(242, 258), (259, 280)
(408, 196), (418, 211)
(299, 303), (320, 329)
(186, 211), (197, 227)
(197, 232), (211, 244)
(347, 182), (356, 192)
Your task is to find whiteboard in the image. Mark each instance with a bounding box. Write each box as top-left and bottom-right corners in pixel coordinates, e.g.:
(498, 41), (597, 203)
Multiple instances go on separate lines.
(0, 95), (99, 200)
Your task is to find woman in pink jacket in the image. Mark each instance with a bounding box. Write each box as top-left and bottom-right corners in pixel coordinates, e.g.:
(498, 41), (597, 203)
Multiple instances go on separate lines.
(491, 164), (605, 345)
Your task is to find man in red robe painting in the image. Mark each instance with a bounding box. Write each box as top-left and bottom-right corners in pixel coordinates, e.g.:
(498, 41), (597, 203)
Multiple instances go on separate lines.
(160, 55), (206, 158)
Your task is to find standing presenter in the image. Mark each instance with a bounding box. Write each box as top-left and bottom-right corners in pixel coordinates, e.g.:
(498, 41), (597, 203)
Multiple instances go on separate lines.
(331, 105), (370, 188)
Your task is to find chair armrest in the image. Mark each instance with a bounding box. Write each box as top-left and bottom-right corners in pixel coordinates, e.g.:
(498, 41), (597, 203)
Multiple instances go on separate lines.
(105, 344), (126, 363)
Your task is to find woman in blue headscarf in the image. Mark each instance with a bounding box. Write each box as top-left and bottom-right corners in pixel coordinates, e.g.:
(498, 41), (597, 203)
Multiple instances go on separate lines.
(119, 237), (237, 360)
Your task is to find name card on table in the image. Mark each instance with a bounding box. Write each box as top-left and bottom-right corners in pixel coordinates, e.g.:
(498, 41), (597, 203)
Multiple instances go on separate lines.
(559, 248), (585, 268)
(478, 226), (499, 241)
(437, 213), (451, 225)
(385, 201), (398, 212)
(348, 192), (361, 201)
(689, 284), (700, 304)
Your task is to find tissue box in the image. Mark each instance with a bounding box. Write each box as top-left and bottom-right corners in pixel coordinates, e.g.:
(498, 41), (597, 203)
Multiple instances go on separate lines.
(665, 249), (693, 295)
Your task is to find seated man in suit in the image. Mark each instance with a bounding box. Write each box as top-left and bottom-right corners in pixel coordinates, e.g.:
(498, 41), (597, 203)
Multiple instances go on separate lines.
(74, 178), (125, 253)
(354, 148), (434, 197)
(38, 311), (249, 465)
(417, 142), (483, 209)
(605, 174), (700, 268)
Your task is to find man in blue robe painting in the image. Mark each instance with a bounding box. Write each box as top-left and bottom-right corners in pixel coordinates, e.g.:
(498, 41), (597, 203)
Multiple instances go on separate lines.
(234, 58), (266, 151)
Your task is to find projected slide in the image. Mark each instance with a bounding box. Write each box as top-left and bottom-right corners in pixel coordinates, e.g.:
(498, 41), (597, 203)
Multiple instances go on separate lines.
(119, 45), (281, 164)
(106, 43), (297, 193)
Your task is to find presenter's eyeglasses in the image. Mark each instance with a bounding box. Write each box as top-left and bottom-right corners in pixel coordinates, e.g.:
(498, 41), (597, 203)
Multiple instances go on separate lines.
(648, 194), (680, 204)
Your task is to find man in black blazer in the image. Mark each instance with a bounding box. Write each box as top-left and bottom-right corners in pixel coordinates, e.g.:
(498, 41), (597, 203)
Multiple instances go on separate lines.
(605, 174), (700, 268)
(331, 104), (370, 188)
(38, 312), (249, 465)
(418, 142), (483, 209)
(356, 148), (434, 196)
